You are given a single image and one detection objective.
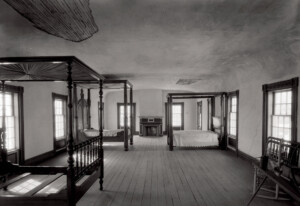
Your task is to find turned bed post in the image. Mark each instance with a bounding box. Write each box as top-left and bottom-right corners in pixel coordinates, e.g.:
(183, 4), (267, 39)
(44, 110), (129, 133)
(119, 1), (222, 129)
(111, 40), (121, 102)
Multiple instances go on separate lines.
(80, 89), (84, 130)
(130, 86), (133, 145)
(124, 82), (128, 151)
(168, 95), (173, 151)
(87, 89), (91, 129)
(223, 93), (228, 149)
(0, 81), (7, 163)
(74, 84), (78, 143)
(66, 61), (75, 206)
(99, 80), (104, 190)
(211, 97), (215, 132)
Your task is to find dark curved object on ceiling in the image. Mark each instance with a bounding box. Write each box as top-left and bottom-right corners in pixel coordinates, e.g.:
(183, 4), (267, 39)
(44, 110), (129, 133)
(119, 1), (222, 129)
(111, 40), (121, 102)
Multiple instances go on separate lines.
(4, 0), (99, 42)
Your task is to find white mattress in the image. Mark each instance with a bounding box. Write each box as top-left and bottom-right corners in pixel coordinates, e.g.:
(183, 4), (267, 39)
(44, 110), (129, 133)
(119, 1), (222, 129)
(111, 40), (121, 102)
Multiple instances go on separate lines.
(173, 130), (219, 147)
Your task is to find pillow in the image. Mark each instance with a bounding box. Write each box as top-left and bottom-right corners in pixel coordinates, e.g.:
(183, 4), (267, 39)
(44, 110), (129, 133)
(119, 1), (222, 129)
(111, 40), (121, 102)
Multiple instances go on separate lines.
(212, 116), (221, 129)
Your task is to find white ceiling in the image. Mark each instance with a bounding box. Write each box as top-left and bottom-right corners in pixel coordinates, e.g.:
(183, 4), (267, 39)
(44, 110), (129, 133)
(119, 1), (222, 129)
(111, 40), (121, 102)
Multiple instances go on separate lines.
(0, 0), (299, 91)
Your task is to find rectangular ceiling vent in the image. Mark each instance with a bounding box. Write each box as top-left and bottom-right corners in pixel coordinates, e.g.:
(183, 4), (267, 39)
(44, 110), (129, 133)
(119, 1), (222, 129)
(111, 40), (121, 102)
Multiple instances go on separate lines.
(176, 79), (201, 85)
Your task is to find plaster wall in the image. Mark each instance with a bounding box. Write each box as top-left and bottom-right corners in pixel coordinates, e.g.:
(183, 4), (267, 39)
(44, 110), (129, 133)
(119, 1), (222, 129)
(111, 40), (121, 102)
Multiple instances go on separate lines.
(225, 68), (300, 158)
(10, 82), (68, 160)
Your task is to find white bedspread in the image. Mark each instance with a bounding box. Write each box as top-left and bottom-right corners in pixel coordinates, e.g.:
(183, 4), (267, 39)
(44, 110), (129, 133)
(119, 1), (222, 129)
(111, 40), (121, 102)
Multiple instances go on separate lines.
(103, 129), (123, 137)
(173, 130), (219, 147)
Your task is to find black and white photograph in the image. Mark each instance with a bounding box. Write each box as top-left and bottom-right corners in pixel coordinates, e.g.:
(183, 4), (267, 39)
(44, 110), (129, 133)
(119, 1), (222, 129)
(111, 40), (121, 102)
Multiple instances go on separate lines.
(0, 0), (299, 205)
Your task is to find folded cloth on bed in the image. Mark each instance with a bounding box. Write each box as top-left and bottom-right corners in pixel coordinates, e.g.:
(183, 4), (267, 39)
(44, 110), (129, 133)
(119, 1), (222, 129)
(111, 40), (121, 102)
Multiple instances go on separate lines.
(173, 130), (219, 147)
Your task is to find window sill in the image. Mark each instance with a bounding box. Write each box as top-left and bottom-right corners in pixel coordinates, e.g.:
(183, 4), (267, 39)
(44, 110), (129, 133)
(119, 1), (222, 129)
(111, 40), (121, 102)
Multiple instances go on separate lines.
(7, 149), (18, 155)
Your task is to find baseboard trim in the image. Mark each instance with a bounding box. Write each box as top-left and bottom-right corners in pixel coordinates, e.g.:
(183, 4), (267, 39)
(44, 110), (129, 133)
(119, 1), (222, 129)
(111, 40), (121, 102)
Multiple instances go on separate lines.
(237, 150), (260, 164)
(24, 150), (55, 166)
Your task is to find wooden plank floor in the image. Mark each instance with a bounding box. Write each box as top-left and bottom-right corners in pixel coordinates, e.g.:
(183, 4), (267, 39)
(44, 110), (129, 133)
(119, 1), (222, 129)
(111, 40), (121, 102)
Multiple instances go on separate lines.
(45, 136), (296, 206)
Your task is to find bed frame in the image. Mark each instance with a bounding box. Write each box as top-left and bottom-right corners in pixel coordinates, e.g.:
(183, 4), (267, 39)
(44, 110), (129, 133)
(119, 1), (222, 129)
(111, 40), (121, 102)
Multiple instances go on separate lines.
(0, 56), (104, 206)
(76, 80), (134, 151)
(166, 92), (227, 151)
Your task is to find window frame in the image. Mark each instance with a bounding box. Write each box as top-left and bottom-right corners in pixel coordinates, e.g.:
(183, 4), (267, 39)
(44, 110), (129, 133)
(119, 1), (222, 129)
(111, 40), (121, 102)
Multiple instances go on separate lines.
(52, 93), (68, 151)
(117, 102), (136, 132)
(0, 84), (24, 163)
(165, 102), (184, 131)
(262, 77), (298, 155)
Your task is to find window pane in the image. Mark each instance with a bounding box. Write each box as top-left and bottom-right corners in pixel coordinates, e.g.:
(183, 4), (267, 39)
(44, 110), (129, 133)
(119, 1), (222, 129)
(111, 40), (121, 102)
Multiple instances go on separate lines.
(281, 104), (286, 115)
(278, 116), (284, 127)
(275, 92), (281, 104)
(272, 127), (278, 137)
(281, 92), (287, 104)
(284, 117), (291, 128)
(287, 104), (292, 115)
(54, 98), (66, 140)
(272, 116), (278, 127)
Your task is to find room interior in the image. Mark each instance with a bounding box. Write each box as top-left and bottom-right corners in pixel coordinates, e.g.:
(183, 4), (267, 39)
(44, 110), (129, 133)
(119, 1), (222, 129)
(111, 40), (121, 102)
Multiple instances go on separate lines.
(0, 0), (300, 205)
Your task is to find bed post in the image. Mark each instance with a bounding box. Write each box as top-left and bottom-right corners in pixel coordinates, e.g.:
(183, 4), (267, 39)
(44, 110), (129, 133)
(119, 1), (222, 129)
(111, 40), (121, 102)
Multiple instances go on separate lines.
(80, 89), (84, 129)
(223, 93), (228, 149)
(74, 83), (78, 143)
(130, 86), (133, 145)
(124, 82), (128, 151)
(66, 61), (75, 206)
(0, 81), (7, 164)
(87, 89), (91, 129)
(211, 97), (215, 132)
(99, 80), (104, 190)
(220, 93), (227, 149)
(168, 95), (173, 151)
(167, 96), (170, 145)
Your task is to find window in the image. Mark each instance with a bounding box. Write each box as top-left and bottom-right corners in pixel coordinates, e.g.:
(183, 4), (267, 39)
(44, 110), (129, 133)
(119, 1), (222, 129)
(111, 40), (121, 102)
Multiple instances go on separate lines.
(165, 102), (184, 130)
(229, 95), (237, 136)
(117, 103), (136, 130)
(0, 92), (17, 151)
(271, 90), (292, 140)
(53, 94), (67, 141)
(262, 77), (298, 154)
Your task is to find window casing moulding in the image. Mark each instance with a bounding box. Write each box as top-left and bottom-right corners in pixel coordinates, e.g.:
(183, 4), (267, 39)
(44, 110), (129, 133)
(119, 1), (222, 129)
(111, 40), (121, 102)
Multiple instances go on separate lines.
(0, 84), (24, 164)
(262, 77), (299, 155)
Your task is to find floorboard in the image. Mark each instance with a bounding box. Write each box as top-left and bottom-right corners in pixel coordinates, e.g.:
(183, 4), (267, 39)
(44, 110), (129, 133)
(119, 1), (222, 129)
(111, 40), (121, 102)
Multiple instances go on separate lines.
(41, 136), (296, 206)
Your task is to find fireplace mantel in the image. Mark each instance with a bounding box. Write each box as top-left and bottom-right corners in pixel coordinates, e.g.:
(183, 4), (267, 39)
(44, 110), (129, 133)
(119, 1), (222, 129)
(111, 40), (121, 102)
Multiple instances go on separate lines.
(139, 116), (163, 136)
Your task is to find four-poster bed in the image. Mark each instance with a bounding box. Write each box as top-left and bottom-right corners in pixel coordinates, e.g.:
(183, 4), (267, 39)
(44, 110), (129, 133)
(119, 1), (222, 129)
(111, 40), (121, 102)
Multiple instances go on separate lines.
(166, 92), (227, 151)
(0, 56), (104, 206)
(74, 80), (134, 151)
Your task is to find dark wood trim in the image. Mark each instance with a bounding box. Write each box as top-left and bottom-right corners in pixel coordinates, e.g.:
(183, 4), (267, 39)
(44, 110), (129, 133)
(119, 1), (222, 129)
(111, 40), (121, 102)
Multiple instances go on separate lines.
(262, 77), (298, 155)
(130, 87), (134, 145)
(87, 89), (91, 129)
(168, 92), (225, 97)
(0, 56), (105, 81)
(197, 101), (202, 130)
(124, 83), (128, 151)
(104, 79), (133, 88)
(172, 95), (215, 99)
(1, 84), (24, 164)
(23, 150), (55, 166)
(52, 92), (68, 152)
